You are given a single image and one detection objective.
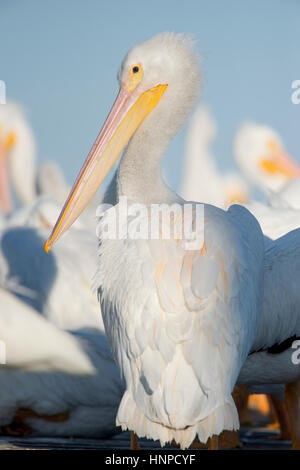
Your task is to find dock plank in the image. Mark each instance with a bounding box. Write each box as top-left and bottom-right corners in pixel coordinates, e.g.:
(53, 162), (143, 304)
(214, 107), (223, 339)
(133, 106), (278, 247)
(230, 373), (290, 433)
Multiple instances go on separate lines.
(0, 428), (292, 450)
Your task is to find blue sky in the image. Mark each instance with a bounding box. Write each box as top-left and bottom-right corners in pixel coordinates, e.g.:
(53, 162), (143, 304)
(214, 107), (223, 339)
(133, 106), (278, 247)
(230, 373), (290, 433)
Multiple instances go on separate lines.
(1, 0), (300, 193)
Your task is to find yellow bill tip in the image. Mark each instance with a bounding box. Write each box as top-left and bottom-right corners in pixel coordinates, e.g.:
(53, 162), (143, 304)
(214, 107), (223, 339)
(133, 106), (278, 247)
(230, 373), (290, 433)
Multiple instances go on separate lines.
(44, 240), (52, 253)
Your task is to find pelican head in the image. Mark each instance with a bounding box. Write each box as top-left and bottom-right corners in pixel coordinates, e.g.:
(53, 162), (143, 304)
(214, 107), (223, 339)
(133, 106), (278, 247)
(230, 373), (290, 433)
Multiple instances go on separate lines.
(119, 33), (201, 135)
(0, 102), (36, 212)
(234, 122), (300, 193)
(45, 32), (201, 252)
(0, 117), (16, 213)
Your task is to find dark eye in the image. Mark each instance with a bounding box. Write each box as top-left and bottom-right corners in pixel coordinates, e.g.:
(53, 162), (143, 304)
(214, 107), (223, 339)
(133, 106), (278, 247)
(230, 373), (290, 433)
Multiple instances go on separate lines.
(132, 66), (139, 73)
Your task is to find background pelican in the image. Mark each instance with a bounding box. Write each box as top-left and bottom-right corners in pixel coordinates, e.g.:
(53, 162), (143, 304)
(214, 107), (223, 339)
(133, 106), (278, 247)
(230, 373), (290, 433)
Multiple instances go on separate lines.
(237, 227), (300, 448)
(45, 32), (265, 449)
(0, 176), (124, 436)
(232, 123), (300, 241)
(180, 105), (249, 208)
(0, 102), (36, 211)
(234, 122), (300, 195)
(0, 287), (123, 437)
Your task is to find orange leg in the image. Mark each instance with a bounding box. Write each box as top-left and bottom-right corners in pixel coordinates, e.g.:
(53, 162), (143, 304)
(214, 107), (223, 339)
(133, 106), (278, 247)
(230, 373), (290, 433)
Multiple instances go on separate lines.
(267, 395), (291, 440)
(233, 385), (253, 426)
(208, 435), (218, 450)
(285, 382), (300, 450)
(130, 431), (140, 450)
(218, 430), (242, 448)
(267, 395), (279, 427)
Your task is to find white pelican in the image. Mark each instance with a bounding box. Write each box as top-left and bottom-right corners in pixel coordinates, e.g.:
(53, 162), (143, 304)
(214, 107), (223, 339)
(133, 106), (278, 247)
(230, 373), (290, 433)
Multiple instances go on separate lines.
(180, 105), (249, 208)
(234, 122), (300, 195)
(237, 227), (300, 448)
(44, 32), (265, 449)
(0, 287), (123, 437)
(0, 102), (37, 211)
(0, 102), (58, 220)
(0, 102), (98, 233)
(0, 102), (69, 209)
(234, 122), (300, 241)
(178, 107), (300, 436)
(0, 106), (123, 437)
(0, 191), (122, 438)
(233, 125), (300, 240)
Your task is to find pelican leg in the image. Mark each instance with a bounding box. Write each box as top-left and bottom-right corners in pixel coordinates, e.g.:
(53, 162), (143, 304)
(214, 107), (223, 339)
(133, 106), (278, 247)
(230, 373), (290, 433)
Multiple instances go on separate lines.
(233, 385), (253, 426)
(130, 431), (140, 450)
(267, 395), (291, 440)
(208, 435), (218, 450)
(218, 430), (242, 448)
(285, 382), (300, 450)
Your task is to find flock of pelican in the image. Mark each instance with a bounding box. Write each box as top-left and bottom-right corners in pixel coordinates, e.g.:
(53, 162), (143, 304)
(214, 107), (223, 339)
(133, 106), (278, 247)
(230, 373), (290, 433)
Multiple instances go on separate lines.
(0, 32), (300, 450)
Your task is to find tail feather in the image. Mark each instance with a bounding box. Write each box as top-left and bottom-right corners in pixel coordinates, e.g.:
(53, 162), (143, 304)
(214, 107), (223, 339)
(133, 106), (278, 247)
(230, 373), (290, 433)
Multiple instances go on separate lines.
(117, 391), (239, 449)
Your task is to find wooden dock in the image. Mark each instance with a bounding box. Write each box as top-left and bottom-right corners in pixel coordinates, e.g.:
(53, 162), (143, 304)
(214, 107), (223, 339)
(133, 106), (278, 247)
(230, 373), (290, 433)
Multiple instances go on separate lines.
(0, 428), (292, 450)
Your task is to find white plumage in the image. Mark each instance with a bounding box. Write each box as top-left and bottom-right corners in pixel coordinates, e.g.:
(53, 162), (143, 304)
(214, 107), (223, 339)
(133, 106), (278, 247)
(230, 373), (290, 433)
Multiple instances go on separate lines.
(97, 202), (264, 447)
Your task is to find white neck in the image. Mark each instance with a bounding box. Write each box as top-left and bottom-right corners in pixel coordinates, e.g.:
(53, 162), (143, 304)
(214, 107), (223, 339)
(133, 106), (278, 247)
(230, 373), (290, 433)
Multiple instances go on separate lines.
(117, 118), (180, 205)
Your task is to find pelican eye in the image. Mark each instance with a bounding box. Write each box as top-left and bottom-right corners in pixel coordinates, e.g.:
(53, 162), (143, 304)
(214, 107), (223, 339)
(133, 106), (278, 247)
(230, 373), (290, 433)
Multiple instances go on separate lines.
(127, 63), (143, 91)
